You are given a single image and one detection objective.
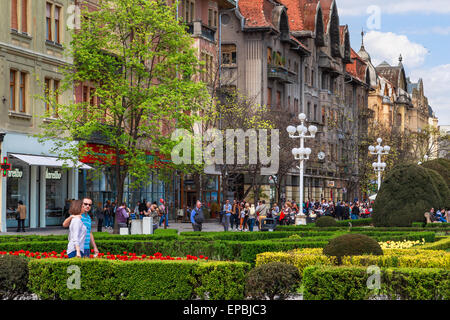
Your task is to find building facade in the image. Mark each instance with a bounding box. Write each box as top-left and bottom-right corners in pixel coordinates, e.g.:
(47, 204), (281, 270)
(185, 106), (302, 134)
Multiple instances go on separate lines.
(220, 0), (369, 204)
(0, 0), (85, 232)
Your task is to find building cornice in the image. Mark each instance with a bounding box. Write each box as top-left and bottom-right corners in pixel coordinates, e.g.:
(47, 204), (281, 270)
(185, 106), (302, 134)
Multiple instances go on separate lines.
(0, 42), (72, 67)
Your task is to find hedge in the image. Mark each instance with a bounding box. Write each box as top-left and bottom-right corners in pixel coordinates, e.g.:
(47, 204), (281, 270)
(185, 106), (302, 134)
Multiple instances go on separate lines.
(419, 236), (450, 250)
(302, 266), (450, 300)
(256, 248), (450, 277)
(0, 230), (179, 243)
(28, 259), (250, 300)
(0, 239), (329, 264)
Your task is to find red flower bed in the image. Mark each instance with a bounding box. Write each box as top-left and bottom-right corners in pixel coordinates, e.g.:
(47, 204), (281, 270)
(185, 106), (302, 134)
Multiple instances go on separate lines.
(0, 250), (208, 261)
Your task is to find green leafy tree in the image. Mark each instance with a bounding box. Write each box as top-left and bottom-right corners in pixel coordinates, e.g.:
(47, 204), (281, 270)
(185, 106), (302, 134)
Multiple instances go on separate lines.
(38, 0), (210, 233)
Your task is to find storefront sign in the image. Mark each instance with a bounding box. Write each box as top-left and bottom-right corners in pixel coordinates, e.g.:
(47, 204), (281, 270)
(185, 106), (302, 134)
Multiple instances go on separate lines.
(7, 168), (23, 178)
(1, 157), (12, 177)
(46, 169), (62, 180)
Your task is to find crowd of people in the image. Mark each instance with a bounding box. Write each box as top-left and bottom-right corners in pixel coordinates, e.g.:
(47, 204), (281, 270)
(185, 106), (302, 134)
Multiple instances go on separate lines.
(215, 198), (375, 231)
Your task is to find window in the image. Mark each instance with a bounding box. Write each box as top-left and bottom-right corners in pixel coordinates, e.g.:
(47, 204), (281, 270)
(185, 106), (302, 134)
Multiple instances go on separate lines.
(307, 102), (311, 120)
(267, 47), (272, 65)
(53, 80), (59, 116)
(276, 91), (281, 108)
(267, 88), (272, 106)
(19, 72), (26, 113)
(181, 0), (195, 23)
(200, 52), (214, 84)
(11, 0), (18, 30)
(46, 2), (52, 41)
(44, 78), (51, 112)
(311, 70), (315, 87)
(221, 44), (236, 65)
(10, 70), (16, 111)
(208, 8), (218, 28)
(313, 104), (317, 121)
(11, 0), (28, 33)
(54, 6), (60, 43)
(321, 107), (325, 123)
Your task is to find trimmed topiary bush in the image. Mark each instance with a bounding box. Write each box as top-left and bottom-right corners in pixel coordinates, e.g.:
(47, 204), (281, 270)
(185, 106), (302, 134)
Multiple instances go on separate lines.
(372, 164), (449, 227)
(323, 234), (383, 264)
(315, 216), (338, 227)
(0, 255), (30, 299)
(422, 158), (450, 188)
(245, 262), (301, 300)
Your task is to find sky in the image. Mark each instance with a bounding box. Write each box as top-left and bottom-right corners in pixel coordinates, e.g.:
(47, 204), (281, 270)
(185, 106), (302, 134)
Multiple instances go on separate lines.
(337, 0), (450, 125)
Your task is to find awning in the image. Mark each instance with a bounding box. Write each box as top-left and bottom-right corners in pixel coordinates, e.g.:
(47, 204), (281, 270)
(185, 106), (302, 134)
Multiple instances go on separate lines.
(10, 153), (92, 170)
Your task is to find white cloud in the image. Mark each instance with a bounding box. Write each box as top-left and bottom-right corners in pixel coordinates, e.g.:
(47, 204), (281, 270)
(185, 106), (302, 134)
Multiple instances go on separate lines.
(338, 0), (450, 16)
(410, 65), (450, 125)
(364, 31), (429, 69)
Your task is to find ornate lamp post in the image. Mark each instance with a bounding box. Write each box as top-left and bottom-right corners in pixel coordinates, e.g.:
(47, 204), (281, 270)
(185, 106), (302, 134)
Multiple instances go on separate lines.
(368, 138), (390, 191)
(287, 113), (317, 217)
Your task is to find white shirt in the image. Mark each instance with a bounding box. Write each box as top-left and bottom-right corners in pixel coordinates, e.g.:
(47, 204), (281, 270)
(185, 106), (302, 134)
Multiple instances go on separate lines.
(67, 217), (87, 255)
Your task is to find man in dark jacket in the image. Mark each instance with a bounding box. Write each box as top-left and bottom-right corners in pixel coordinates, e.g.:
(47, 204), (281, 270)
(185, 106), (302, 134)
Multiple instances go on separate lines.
(335, 202), (343, 220)
(190, 200), (203, 231)
(343, 202), (350, 220)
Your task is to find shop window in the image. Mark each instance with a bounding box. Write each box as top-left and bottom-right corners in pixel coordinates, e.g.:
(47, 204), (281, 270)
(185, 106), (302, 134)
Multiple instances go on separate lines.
(221, 44), (236, 66)
(45, 168), (67, 226)
(6, 157), (29, 226)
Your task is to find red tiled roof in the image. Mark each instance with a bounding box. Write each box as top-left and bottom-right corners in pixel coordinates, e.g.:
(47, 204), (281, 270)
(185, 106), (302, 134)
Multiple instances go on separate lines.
(279, 0), (321, 32)
(321, 0), (334, 29)
(346, 49), (367, 83)
(238, 0), (276, 28)
(339, 25), (346, 44)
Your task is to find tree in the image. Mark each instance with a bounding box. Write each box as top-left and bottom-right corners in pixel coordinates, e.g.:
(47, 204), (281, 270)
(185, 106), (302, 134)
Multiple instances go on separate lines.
(38, 0), (210, 233)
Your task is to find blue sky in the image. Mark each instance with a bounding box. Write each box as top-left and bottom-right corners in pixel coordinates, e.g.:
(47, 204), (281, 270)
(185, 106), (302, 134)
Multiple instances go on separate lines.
(337, 0), (450, 125)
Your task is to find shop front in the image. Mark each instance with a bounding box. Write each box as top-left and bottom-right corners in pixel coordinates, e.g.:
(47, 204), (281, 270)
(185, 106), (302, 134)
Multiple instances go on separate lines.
(0, 132), (90, 232)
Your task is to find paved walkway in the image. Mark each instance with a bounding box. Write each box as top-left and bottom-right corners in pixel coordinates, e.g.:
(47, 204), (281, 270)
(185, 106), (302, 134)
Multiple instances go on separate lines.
(2, 219), (261, 235)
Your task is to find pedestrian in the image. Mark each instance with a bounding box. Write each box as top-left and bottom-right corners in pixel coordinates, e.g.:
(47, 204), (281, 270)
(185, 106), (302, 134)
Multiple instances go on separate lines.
(104, 200), (113, 229)
(139, 199), (147, 219)
(66, 200), (86, 258)
(96, 202), (104, 232)
(222, 199), (232, 231)
(63, 197), (99, 258)
(240, 203), (250, 231)
(15, 200), (26, 232)
(158, 198), (169, 229)
(231, 200), (240, 231)
(190, 200), (204, 231)
(248, 204), (256, 231)
(116, 202), (130, 229)
(256, 200), (268, 229)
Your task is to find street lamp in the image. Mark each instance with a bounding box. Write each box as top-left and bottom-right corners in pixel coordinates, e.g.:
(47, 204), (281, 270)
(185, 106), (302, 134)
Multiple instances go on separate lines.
(287, 113), (317, 218)
(368, 137), (390, 191)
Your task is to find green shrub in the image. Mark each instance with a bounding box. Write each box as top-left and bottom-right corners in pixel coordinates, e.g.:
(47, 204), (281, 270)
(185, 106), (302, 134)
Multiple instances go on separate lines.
(245, 262), (301, 300)
(28, 259), (250, 300)
(420, 236), (450, 250)
(372, 164), (448, 227)
(323, 234), (383, 263)
(422, 158), (450, 188)
(0, 255), (30, 299)
(315, 216), (338, 227)
(302, 266), (450, 300)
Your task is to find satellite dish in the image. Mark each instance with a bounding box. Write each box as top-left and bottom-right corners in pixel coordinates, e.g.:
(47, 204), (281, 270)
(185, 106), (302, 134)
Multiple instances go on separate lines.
(318, 151), (325, 160)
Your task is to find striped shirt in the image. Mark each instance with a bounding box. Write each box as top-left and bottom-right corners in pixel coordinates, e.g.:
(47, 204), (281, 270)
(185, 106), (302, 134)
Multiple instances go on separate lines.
(81, 213), (92, 250)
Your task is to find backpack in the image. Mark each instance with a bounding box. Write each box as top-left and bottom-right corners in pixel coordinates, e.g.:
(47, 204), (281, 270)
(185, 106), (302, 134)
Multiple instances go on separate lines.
(193, 208), (204, 224)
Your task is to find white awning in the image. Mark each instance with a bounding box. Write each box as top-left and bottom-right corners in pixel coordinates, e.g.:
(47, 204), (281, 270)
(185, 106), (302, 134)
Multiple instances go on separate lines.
(10, 153), (92, 170)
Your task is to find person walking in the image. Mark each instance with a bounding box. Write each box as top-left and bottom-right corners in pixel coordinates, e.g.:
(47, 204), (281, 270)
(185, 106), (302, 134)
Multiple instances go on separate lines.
(231, 200), (240, 231)
(248, 204), (256, 232)
(103, 200), (112, 230)
(66, 200), (86, 258)
(63, 197), (99, 258)
(256, 200), (268, 229)
(240, 203), (250, 231)
(158, 199), (169, 229)
(222, 199), (232, 231)
(95, 202), (104, 232)
(190, 200), (204, 231)
(16, 200), (26, 232)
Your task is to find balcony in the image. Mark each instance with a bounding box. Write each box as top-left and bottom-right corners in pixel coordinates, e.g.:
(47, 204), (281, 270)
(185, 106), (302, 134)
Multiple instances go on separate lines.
(267, 65), (297, 84)
(186, 22), (216, 43)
